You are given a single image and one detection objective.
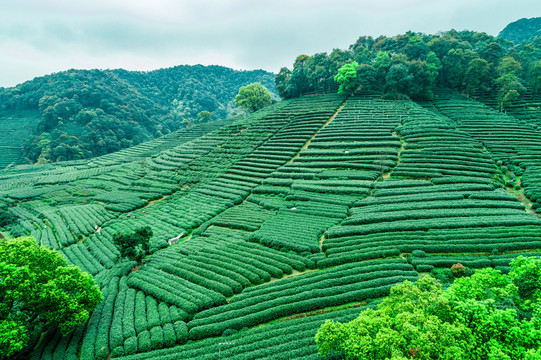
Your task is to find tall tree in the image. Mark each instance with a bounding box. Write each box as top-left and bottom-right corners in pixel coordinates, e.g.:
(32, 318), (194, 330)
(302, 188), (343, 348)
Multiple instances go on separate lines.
(334, 62), (360, 95)
(373, 51), (391, 86)
(426, 51), (442, 86)
(0, 237), (102, 359)
(356, 64), (378, 92)
(464, 58), (491, 96)
(384, 63), (413, 99)
(234, 83), (272, 112)
(407, 60), (434, 100)
(275, 67), (292, 99)
(442, 48), (479, 90)
(529, 60), (541, 98)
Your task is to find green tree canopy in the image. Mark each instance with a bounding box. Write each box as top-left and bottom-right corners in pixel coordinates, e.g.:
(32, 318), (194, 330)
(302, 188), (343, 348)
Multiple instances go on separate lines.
(509, 256), (541, 309)
(529, 60), (541, 97)
(113, 226), (153, 264)
(316, 259), (541, 360)
(334, 62), (360, 95)
(0, 208), (17, 228)
(196, 110), (212, 123)
(464, 58), (491, 95)
(0, 237), (102, 359)
(234, 82), (272, 112)
(275, 29), (540, 105)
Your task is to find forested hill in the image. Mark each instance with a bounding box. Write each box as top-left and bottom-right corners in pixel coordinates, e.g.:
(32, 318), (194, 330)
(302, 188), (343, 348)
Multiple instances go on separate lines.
(0, 65), (276, 165)
(275, 28), (540, 112)
(499, 17), (541, 44)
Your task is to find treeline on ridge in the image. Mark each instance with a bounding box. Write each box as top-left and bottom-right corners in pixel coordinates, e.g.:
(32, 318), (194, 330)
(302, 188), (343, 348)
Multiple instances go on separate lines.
(0, 65), (275, 163)
(275, 29), (541, 105)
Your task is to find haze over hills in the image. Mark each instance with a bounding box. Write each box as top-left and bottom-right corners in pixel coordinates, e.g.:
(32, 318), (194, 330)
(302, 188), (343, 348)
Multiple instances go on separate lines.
(1, 15), (541, 360)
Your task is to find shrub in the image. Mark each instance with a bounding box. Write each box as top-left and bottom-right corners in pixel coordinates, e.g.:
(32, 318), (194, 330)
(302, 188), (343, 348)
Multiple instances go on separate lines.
(150, 326), (164, 350)
(412, 250), (427, 258)
(416, 265), (434, 273)
(138, 330), (151, 353)
(451, 263), (467, 278)
(124, 337), (137, 355)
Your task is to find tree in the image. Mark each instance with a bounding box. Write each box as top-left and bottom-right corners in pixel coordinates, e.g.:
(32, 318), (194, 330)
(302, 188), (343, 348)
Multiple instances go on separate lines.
(442, 48), (479, 90)
(528, 60), (541, 98)
(289, 55), (312, 97)
(384, 63), (413, 99)
(509, 256), (541, 309)
(316, 265), (541, 360)
(496, 75), (526, 111)
(356, 64), (377, 92)
(479, 42), (505, 65)
(334, 62), (360, 95)
(275, 67), (292, 99)
(196, 110), (212, 124)
(498, 56), (522, 77)
(0, 208), (16, 227)
(306, 52), (332, 91)
(464, 58), (491, 96)
(328, 49), (353, 74)
(234, 83), (272, 112)
(316, 276), (472, 360)
(426, 52), (442, 85)
(373, 51), (391, 86)
(113, 226), (153, 264)
(407, 60), (434, 100)
(0, 237), (102, 359)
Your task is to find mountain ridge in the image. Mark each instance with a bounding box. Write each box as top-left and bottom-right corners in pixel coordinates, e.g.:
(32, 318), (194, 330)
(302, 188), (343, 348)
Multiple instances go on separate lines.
(0, 64), (276, 166)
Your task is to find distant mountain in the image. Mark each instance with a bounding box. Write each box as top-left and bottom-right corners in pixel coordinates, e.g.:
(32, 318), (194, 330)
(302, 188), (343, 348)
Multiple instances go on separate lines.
(0, 65), (276, 165)
(499, 17), (541, 44)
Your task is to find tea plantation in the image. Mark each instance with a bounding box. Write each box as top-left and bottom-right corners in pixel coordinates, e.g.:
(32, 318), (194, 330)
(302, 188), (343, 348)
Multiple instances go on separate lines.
(1, 90), (540, 359)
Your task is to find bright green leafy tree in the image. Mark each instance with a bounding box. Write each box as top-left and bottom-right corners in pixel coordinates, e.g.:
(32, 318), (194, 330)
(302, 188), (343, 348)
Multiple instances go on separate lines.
(334, 62), (360, 95)
(0, 237), (102, 359)
(316, 261), (541, 360)
(509, 256), (541, 310)
(113, 226), (153, 265)
(316, 276), (472, 359)
(234, 83), (272, 112)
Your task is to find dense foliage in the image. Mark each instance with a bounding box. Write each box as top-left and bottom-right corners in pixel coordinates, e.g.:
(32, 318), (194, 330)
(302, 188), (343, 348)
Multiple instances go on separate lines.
(234, 83), (273, 112)
(316, 257), (541, 360)
(0, 206), (17, 228)
(499, 17), (541, 45)
(0, 65), (275, 164)
(113, 226), (153, 265)
(0, 237), (102, 359)
(276, 30), (541, 105)
(335, 62), (361, 95)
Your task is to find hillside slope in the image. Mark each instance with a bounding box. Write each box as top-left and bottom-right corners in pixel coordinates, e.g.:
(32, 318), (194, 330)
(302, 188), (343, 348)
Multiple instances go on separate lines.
(499, 17), (541, 44)
(1, 92), (540, 359)
(0, 65), (276, 166)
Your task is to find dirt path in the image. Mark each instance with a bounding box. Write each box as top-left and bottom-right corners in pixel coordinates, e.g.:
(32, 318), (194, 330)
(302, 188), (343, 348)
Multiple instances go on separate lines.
(287, 100), (348, 164)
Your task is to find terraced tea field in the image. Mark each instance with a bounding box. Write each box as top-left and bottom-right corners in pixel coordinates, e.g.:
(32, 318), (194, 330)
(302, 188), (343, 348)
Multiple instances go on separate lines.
(1, 92), (540, 359)
(0, 109), (41, 169)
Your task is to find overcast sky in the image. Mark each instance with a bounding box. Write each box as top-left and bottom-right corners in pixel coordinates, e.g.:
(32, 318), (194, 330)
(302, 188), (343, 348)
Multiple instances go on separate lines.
(0, 0), (539, 88)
